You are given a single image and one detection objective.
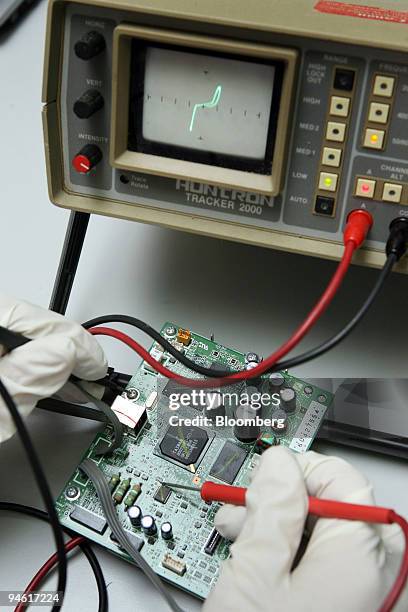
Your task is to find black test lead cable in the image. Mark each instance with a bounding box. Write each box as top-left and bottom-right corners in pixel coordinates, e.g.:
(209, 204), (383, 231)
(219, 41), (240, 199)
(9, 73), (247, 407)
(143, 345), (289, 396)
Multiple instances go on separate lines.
(0, 381), (67, 611)
(83, 218), (408, 380)
(1, 218), (404, 384)
(0, 502), (108, 612)
(273, 217), (408, 373)
(276, 251), (397, 372)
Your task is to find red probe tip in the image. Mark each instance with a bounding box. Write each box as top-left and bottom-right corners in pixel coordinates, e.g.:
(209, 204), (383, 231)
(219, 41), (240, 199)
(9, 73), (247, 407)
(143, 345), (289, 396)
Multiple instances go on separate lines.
(344, 209), (373, 249)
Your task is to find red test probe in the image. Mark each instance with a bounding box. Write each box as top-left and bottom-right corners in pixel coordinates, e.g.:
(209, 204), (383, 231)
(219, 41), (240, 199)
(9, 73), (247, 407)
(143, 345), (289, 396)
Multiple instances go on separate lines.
(162, 480), (408, 612)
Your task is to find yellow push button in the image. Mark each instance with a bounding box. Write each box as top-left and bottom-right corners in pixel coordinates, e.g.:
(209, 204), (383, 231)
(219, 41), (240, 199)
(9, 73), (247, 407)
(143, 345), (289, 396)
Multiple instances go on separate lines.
(373, 75), (395, 98)
(382, 183), (403, 203)
(330, 96), (350, 118)
(355, 178), (376, 199)
(319, 172), (338, 192)
(363, 128), (385, 150)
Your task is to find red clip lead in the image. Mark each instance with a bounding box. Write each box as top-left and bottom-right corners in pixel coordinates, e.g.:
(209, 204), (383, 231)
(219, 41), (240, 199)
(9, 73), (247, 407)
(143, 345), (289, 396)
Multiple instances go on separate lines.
(344, 209), (373, 249)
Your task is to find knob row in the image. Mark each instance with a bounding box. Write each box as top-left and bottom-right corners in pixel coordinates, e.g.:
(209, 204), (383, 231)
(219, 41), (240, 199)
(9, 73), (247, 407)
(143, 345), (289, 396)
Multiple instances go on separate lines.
(72, 31), (106, 174)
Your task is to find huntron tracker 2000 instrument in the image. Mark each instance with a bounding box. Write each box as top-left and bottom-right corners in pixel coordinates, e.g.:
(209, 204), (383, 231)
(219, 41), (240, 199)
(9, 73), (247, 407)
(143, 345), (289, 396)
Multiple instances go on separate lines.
(42, 0), (408, 301)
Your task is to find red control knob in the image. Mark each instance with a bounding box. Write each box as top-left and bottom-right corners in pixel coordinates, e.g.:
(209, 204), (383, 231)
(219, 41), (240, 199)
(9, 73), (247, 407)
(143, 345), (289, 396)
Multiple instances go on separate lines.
(72, 144), (102, 174)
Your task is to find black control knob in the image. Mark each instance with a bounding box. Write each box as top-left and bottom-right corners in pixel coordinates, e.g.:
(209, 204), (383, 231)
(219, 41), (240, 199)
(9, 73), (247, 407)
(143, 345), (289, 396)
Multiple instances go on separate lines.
(73, 90), (104, 119)
(72, 144), (102, 174)
(74, 31), (106, 60)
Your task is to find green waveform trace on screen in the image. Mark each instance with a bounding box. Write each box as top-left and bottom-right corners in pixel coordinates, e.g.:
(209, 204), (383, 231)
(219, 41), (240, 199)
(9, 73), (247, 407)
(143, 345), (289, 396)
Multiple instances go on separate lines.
(189, 84), (222, 132)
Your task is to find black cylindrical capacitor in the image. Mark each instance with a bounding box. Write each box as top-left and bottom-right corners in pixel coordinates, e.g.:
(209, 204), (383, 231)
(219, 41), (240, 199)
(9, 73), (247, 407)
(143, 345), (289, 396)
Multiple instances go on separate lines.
(279, 387), (297, 413)
(269, 373), (285, 389)
(245, 361), (263, 387)
(204, 390), (225, 421)
(234, 405), (260, 443)
(244, 385), (263, 418)
(141, 514), (157, 535)
(245, 352), (260, 363)
(161, 522), (173, 540)
(128, 505), (142, 527)
(245, 385), (259, 398)
(271, 409), (288, 434)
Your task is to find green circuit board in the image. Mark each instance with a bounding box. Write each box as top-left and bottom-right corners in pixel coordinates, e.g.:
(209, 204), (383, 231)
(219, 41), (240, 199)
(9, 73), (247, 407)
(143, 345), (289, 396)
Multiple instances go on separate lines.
(56, 322), (333, 600)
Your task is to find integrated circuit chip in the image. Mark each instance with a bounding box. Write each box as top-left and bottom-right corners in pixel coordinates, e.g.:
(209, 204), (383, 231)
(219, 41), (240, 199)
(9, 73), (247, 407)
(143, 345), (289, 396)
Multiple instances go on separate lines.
(110, 530), (144, 552)
(70, 505), (107, 534)
(209, 441), (247, 484)
(209, 362), (230, 372)
(161, 380), (203, 411)
(159, 425), (208, 466)
(162, 380), (190, 398)
(154, 484), (172, 504)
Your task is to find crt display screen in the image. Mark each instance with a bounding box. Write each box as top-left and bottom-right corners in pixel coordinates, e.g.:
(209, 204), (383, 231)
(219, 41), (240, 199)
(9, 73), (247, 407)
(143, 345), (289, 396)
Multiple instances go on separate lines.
(128, 43), (283, 174)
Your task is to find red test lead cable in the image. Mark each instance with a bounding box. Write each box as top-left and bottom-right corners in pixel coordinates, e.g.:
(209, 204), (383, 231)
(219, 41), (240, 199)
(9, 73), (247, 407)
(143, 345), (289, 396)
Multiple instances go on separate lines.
(89, 210), (373, 389)
(15, 536), (85, 612)
(163, 481), (408, 612)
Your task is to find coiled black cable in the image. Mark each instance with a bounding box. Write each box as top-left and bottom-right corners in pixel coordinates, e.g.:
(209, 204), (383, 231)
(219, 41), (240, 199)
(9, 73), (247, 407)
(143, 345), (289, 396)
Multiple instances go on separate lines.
(0, 502), (107, 612)
(0, 380), (67, 612)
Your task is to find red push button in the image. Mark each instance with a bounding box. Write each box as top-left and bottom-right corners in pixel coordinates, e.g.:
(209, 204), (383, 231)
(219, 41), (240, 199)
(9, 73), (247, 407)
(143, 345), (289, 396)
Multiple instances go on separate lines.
(72, 144), (102, 174)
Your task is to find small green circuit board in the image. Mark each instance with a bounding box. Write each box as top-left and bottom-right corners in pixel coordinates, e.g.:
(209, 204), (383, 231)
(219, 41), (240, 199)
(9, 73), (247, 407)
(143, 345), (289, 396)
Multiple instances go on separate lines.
(56, 323), (333, 600)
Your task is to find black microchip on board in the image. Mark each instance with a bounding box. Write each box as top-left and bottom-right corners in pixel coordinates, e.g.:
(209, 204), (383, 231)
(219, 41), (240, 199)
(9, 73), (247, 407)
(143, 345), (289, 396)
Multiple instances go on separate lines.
(162, 380), (190, 398)
(162, 380), (202, 411)
(209, 441), (247, 484)
(111, 530), (144, 551)
(210, 362), (231, 373)
(70, 505), (107, 534)
(154, 484), (172, 504)
(160, 425), (208, 466)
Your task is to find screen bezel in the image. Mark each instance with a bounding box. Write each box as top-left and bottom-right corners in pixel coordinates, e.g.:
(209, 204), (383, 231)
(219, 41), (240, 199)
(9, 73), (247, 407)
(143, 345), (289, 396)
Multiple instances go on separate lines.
(127, 41), (284, 175)
(110, 25), (298, 195)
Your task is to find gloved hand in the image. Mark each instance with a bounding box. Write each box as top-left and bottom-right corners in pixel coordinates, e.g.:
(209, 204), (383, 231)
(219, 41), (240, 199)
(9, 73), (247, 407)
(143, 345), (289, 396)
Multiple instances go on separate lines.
(0, 295), (107, 443)
(204, 446), (407, 612)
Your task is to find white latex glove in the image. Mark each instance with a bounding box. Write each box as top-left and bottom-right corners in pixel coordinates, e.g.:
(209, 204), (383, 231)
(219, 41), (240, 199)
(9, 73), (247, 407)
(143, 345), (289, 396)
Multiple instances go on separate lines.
(204, 446), (407, 612)
(0, 295), (108, 443)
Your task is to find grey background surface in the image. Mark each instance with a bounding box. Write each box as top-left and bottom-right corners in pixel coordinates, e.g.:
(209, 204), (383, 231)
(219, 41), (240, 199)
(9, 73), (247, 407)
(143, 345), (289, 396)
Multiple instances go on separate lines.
(0, 2), (407, 611)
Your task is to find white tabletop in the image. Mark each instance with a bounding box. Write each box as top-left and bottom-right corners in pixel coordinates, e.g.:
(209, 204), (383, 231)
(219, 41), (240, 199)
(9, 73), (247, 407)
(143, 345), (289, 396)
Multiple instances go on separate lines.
(0, 2), (407, 611)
